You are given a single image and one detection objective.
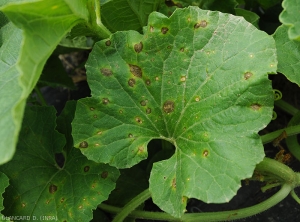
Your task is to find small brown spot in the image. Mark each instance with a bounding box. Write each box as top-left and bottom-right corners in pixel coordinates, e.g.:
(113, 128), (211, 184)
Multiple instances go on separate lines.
(244, 72), (253, 80)
(101, 171), (108, 178)
(100, 68), (112, 77)
(155, 76), (159, 81)
(21, 203), (26, 208)
(119, 110), (123, 114)
(251, 103), (261, 110)
(128, 78), (136, 87)
(84, 166), (90, 172)
(60, 198), (65, 203)
(203, 150), (209, 157)
(138, 146), (144, 153)
(93, 115), (97, 118)
(145, 79), (151, 85)
(78, 205), (83, 209)
(163, 176), (166, 180)
(172, 178), (176, 189)
(49, 184), (57, 194)
(97, 131), (102, 135)
(90, 107), (95, 111)
(129, 64), (142, 78)
(135, 117), (142, 124)
(105, 40), (111, 46)
(180, 76), (186, 82)
(194, 20), (207, 28)
(134, 42), (143, 53)
(79, 141), (88, 148)
(128, 133), (133, 138)
(102, 98), (109, 105)
(161, 27), (169, 34)
(95, 143), (100, 146)
(140, 100), (147, 106)
(163, 100), (175, 113)
(150, 26), (154, 32)
(195, 96), (200, 102)
(146, 108), (151, 114)
(180, 47), (184, 52)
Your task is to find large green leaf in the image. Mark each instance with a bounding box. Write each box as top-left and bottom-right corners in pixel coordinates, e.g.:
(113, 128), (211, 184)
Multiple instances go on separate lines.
(100, 0), (163, 32)
(273, 25), (300, 86)
(279, 0), (300, 41)
(0, 172), (9, 222)
(0, 0), (89, 164)
(0, 105), (119, 221)
(72, 7), (276, 217)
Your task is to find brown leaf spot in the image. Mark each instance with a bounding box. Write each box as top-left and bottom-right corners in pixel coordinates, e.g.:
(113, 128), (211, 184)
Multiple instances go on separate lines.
(163, 100), (175, 113)
(128, 78), (136, 87)
(172, 178), (176, 189)
(146, 107), (152, 114)
(145, 79), (151, 85)
(161, 27), (169, 34)
(134, 42), (143, 53)
(84, 166), (90, 172)
(251, 103), (261, 110)
(101, 171), (108, 179)
(202, 150), (209, 157)
(129, 64), (142, 78)
(100, 68), (112, 77)
(102, 98), (109, 105)
(105, 40), (111, 46)
(49, 184), (57, 194)
(135, 117), (143, 124)
(140, 100), (147, 106)
(79, 141), (88, 148)
(244, 72), (253, 80)
(194, 20), (207, 28)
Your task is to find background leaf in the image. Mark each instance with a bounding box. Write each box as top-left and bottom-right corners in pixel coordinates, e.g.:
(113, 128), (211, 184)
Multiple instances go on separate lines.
(101, 0), (163, 32)
(0, 172), (9, 221)
(0, 0), (89, 164)
(158, 0), (238, 16)
(72, 7), (276, 217)
(279, 0), (300, 41)
(273, 25), (300, 86)
(0, 105), (119, 221)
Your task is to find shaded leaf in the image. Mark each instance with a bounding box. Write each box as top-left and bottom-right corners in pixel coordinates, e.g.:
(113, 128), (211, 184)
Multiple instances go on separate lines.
(72, 7), (276, 217)
(279, 0), (300, 41)
(101, 0), (163, 32)
(235, 8), (260, 28)
(0, 0), (89, 164)
(273, 25), (300, 85)
(39, 56), (75, 89)
(0, 106), (119, 221)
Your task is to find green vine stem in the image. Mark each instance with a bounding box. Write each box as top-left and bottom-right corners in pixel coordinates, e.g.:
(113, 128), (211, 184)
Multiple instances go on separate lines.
(87, 0), (111, 39)
(286, 111), (300, 161)
(99, 158), (300, 221)
(275, 99), (299, 116)
(261, 124), (300, 144)
(34, 86), (47, 106)
(112, 189), (151, 222)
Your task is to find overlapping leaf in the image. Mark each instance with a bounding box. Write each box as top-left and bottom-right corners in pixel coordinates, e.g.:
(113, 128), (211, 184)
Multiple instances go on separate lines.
(0, 0), (89, 164)
(273, 25), (300, 86)
(0, 105), (119, 221)
(279, 0), (300, 41)
(72, 7), (276, 217)
(100, 0), (162, 32)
